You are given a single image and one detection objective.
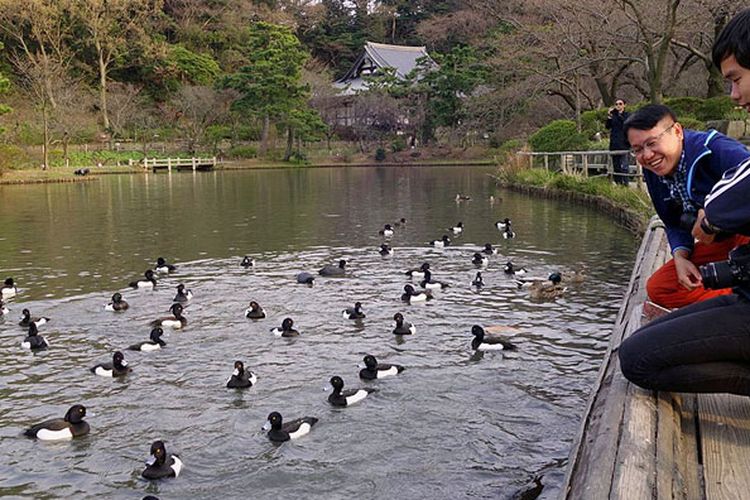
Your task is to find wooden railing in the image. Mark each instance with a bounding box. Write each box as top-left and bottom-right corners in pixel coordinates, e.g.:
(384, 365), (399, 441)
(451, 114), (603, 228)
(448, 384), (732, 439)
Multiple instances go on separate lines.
(516, 150), (644, 186)
(143, 157), (218, 172)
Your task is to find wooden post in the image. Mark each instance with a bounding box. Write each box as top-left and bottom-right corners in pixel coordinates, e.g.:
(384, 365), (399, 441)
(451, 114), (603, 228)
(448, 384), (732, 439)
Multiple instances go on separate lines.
(583, 154), (589, 177)
(529, 153), (533, 169)
(192, 157), (197, 171)
(167, 158), (172, 172)
(544, 155), (549, 171)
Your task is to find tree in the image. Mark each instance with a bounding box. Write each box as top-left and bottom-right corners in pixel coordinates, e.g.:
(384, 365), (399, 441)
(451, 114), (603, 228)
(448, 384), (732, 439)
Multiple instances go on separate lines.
(72, 0), (162, 132)
(169, 85), (232, 154)
(224, 21), (315, 156)
(0, 42), (11, 135)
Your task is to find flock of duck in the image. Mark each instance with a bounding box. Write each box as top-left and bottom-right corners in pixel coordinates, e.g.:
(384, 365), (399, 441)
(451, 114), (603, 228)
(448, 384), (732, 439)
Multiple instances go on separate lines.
(0, 211), (584, 484)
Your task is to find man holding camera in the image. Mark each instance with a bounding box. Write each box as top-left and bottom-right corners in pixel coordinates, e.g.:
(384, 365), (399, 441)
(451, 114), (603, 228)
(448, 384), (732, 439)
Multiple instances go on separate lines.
(624, 105), (750, 309)
(619, 9), (750, 397)
(606, 99), (630, 185)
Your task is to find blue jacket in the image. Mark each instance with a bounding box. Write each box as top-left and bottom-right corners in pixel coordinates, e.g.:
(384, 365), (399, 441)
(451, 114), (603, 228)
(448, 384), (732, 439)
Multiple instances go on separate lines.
(705, 155), (750, 235)
(644, 129), (750, 254)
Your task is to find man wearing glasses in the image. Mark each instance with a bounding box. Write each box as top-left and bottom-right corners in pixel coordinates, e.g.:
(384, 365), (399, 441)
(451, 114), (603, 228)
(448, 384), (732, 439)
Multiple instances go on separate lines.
(606, 99), (631, 185)
(624, 104), (750, 309)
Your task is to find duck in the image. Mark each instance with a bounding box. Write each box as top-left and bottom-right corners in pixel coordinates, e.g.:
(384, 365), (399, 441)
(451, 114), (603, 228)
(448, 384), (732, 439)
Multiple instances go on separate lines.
(472, 252), (489, 267)
(142, 440), (183, 480)
(448, 222), (464, 234)
(263, 412), (318, 442)
(393, 217), (408, 227)
(19, 309), (49, 328)
(379, 224), (394, 237)
(319, 259), (347, 276)
(154, 257), (176, 274)
(564, 266), (587, 285)
(104, 292), (129, 312)
(342, 301), (366, 320)
(226, 360), (257, 389)
(471, 271), (485, 288)
(296, 272), (315, 285)
(404, 262), (430, 279)
(429, 235), (451, 247)
(392, 312), (416, 335)
(471, 325), (517, 351)
(270, 317), (299, 337)
(455, 194), (471, 202)
(379, 244), (393, 257)
(359, 354), (405, 380)
(21, 323), (49, 351)
(495, 218), (512, 230)
(0, 299), (8, 316)
(1, 277), (18, 300)
(401, 284), (432, 303)
(420, 269), (449, 290)
(504, 261), (527, 276)
(526, 273), (567, 300)
(482, 243), (498, 255)
(129, 269), (157, 289)
(328, 376), (376, 407)
(150, 303), (187, 329)
(241, 256), (255, 268)
(91, 351), (131, 377)
(128, 327), (166, 352)
(24, 404), (89, 441)
(245, 301), (266, 319)
(503, 227), (516, 239)
(172, 284), (193, 303)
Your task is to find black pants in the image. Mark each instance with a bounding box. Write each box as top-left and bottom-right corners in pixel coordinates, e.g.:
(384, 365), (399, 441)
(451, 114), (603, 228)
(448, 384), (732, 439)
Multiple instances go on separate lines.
(619, 294), (750, 395)
(612, 154), (629, 185)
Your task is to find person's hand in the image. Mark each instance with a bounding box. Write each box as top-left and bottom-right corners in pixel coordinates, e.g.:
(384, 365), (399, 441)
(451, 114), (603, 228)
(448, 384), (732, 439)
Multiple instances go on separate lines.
(692, 209), (716, 245)
(673, 251), (702, 290)
(607, 107), (614, 117)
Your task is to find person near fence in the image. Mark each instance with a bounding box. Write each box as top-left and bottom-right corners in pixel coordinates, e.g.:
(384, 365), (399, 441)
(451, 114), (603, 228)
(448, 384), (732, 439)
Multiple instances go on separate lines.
(605, 99), (631, 185)
(618, 7), (750, 398)
(624, 104), (750, 309)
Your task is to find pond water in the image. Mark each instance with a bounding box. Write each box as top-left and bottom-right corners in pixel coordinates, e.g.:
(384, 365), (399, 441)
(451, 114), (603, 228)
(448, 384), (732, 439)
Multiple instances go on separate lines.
(0, 167), (638, 499)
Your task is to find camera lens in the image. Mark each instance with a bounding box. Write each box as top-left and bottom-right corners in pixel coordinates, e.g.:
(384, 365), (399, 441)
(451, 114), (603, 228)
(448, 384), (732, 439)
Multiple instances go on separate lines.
(700, 261), (735, 289)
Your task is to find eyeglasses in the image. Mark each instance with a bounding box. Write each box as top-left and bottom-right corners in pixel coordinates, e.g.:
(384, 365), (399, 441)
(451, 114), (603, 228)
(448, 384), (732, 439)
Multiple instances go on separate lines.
(629, 122), (675, 158)
(615, 102), (625, 106)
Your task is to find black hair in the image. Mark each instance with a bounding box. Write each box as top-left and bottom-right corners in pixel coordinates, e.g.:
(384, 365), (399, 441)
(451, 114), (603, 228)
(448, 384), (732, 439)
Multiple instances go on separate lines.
(623, 104), (677, 136)
(712, 8), (750, 70)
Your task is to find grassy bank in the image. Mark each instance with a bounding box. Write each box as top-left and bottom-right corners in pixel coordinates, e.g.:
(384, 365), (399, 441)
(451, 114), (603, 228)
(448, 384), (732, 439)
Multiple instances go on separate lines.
(496, 163), (655, 235)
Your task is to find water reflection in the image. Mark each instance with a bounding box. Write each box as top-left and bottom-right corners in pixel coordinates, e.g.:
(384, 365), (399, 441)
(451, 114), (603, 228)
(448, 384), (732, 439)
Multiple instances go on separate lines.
(0, 167), (637, 498)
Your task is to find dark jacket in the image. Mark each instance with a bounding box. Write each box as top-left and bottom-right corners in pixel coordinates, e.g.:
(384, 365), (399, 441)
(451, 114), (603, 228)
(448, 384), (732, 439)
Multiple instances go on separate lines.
(606, 111), (630, 150)
(705, 155), (750, 235)
(644, 129), (750, 254)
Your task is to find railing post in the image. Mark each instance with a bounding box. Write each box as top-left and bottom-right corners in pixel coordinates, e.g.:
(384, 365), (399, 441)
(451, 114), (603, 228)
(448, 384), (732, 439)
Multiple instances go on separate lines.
(167, 158), (172, 172)
(544, 155), (549, 171)
(192, 157), (197, 171)
(583, 154), (589, 177)
(529, 153), (533, 169)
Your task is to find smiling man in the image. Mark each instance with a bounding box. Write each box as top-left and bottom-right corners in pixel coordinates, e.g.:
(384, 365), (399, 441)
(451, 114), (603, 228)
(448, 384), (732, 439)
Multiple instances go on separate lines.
(712, 8), (750, 113)
(624, 104), (750, 308)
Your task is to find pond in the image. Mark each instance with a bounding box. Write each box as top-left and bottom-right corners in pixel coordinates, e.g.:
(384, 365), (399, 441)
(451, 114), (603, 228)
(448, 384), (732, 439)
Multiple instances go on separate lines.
(0, 166), (638, 498)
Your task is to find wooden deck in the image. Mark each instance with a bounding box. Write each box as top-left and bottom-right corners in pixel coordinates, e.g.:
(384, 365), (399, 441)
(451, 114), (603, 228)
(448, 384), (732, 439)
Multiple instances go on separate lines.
(144, 157), (217, 172)
(562, 217), (750, 499)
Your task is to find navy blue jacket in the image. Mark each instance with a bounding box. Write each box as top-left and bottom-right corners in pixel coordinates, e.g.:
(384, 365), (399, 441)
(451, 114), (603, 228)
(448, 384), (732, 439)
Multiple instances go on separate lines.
(705, 155), (750, 235)
(644, 129), (750, 254)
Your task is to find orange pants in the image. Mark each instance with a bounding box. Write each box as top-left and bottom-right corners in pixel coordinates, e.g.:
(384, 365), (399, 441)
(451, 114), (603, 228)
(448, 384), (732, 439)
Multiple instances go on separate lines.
(647, 235), (750, 309)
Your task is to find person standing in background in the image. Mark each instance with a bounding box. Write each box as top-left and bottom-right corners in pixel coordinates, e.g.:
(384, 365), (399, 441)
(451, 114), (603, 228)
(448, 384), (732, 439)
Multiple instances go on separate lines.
(606, 99), (631, 185)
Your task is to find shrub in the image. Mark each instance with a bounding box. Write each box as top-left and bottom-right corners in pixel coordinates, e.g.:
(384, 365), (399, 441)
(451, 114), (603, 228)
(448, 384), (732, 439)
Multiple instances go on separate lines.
(287, 151), (308, 165)
(696, 96), (735, 121)
(391, 137), (406, 152)
(664, 97), (704, 119)
(228, 145), (257, 159)
(0, 144), (30, 174)
(529, 120), (589, 152)
(679, 117), (707, 131)
(581, 109), (609, 136)
(375, 147), (386, 161)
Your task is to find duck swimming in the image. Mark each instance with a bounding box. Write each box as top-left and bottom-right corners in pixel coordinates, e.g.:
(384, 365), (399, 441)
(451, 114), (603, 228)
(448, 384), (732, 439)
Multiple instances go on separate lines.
(342, 301), (366, 320)
(405, 262), (430, 279)
(319, 259), (347, 276)
(482, 243), (498, 255)
(472, 252), (489, 267)
(502, 227), (516, 239)
(359, 354), (405, 380)
(245, 301), (266, 319)
(21, 323), (49, 351)
(91, 351), (131, 377)
(429, 235), (451, 247)
(24, 404), (89, 441)
(0, 299), (8, 316)
(1, 277), (18, 300)
(420, 269), (449, 290)
(226, 360), (257, 389)
(19, 309), (49, 328)
(271, 317), (299, 337)
(401, 284), (432, 303)
(104, 292), (129, 312)
(379, 244), (394, 257)
(448, 222), (464, 234)
(392, 312), (416, 335)
(504, 261), (527, 276)
(471, 325), (516, 351)
(328, 376), (376, 407)
(379, 224), (394, 237)
(263, 412), (318, 442)
(495, 218), (512, 230)
(128, 327), (166, 352)
(471, 271), (485, 288)
(142, 440), (183, 480)
(150, 303), (187, 329)
(154, 257), (176, 274)
(172, 284), (193, 303)
(129, 269), (157, 289)
(241, 256), (255, 268)
(296, 272), (315, 285)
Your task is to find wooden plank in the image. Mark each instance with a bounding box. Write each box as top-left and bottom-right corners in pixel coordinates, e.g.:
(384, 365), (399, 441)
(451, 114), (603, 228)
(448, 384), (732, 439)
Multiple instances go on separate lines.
(698, 394), (750, 500)
(563, 218), (667, 499)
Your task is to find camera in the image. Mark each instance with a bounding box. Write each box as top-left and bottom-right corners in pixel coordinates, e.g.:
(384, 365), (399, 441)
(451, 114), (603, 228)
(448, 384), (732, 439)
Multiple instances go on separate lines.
(700, 243), (750, 289)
